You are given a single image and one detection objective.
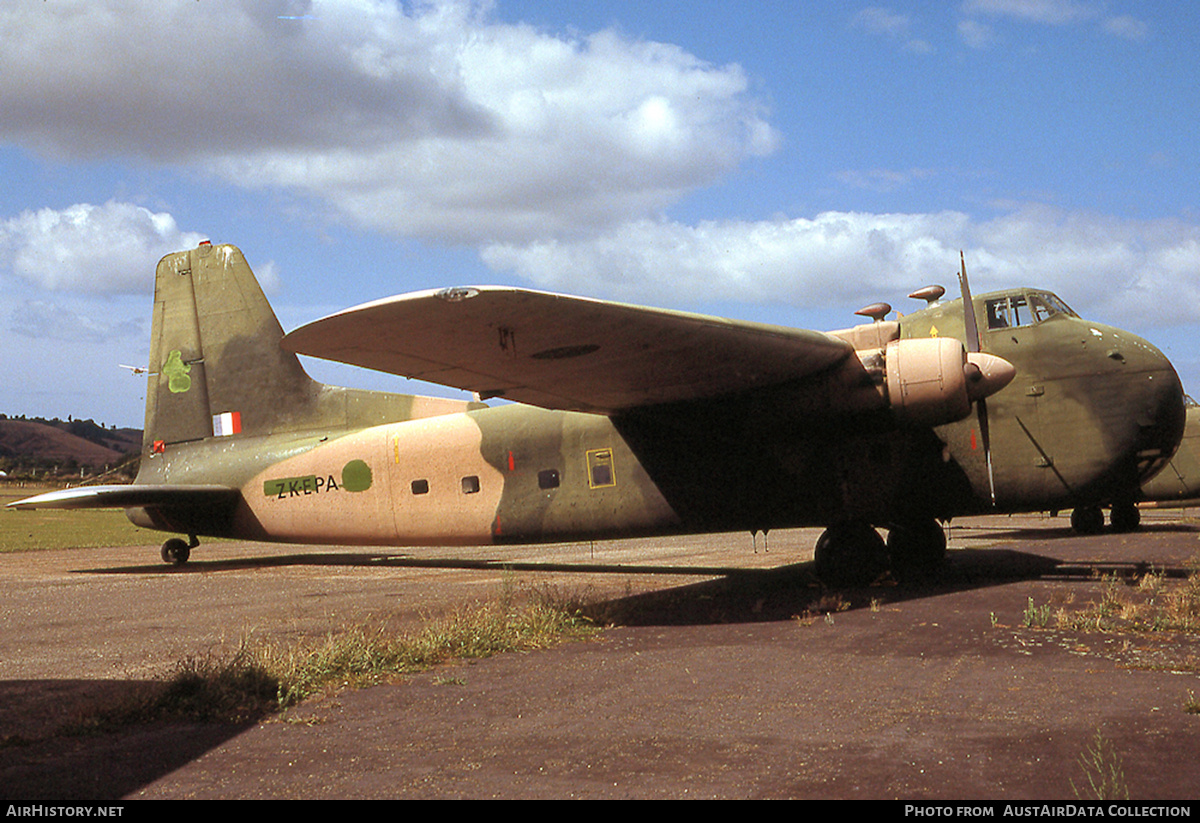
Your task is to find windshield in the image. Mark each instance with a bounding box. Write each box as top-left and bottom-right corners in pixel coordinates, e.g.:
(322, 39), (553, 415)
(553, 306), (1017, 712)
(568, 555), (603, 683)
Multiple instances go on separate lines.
(986, 291), (1077, 329)
(1029, 291), (1077, 321)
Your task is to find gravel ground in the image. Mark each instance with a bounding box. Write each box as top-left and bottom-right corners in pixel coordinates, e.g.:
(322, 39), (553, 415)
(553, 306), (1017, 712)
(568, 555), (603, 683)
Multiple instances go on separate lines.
(2, 512), (1199, 799)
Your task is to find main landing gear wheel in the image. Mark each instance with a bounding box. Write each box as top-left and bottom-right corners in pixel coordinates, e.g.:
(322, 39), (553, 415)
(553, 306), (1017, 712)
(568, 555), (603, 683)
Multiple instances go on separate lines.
(1109, 501), (1141, 533)
(886, 520), (947, 580)
(813, 522), (888, 588)
(1070, 506), (1105, 535)
(160, 536), (195, 565)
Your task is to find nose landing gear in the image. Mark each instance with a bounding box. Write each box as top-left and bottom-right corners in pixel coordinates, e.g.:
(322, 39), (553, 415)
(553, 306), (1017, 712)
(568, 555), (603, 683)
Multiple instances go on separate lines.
(1070, 502), (1141, 535)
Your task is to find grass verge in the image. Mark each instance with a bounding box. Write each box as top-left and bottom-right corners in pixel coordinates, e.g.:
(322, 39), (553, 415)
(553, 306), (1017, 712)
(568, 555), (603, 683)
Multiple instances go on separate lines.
(62, 590), (599, 734)
(0, 487), (154, 552)
(0, 485), (233, 552)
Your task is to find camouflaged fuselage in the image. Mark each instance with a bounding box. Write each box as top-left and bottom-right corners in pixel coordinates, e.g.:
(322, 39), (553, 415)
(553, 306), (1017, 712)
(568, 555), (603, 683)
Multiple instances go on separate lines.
(121, 245), (1183, 546)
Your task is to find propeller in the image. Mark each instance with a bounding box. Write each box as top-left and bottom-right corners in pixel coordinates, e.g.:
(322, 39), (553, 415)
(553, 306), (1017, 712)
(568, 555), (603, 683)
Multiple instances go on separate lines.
(958, 251), (999, 506)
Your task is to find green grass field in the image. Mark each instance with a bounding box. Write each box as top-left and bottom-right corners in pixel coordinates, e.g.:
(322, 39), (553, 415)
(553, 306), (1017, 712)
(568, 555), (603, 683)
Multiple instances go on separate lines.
(0, 485), (154, 552)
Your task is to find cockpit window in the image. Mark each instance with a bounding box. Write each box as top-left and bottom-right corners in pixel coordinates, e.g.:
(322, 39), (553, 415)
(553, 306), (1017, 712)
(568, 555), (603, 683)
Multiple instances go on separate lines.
(1029, 291), (1077, 320)
(987, 292), (1077, 330)
(986, 295), (1029, 329)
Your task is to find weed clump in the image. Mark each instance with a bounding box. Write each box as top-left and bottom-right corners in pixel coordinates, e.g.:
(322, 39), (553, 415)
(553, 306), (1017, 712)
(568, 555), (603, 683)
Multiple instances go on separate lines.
(1022, 596), (1051, 628)
(1071, 730), (1130, 801)
(1053, 565), (1200, 635)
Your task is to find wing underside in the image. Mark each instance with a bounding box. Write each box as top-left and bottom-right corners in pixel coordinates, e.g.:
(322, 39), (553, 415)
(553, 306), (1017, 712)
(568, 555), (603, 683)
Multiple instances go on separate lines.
(282, 287), (854, 413)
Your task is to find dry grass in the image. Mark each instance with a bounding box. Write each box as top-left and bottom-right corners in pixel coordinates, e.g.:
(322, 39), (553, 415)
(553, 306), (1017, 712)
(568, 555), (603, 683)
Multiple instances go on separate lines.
(266, 597), (597, 707)
(1053, 563), (1200, 636)
(792, 592), (852, 625)
(1015, 557), (1200, 717)
(63, 588), (599, 732)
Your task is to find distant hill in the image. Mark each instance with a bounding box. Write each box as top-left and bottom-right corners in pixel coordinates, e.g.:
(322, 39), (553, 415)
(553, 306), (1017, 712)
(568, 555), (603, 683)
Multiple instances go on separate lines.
(0, 416), (142, 477)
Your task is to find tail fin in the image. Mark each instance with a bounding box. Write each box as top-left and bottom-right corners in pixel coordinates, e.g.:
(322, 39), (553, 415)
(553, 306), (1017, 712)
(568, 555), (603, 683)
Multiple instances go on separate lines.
(144, 242), (321, 449)
(144, 242), (477, 452)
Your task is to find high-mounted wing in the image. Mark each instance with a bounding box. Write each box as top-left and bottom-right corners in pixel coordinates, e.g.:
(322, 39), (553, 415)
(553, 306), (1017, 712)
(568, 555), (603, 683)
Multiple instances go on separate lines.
(282, 287), (853, 413)
(6, 484), (239, 511)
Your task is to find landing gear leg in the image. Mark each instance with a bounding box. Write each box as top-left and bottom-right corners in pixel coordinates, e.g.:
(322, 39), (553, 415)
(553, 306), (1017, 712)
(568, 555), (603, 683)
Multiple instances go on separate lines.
(160, 534), (198, 565)
(813, 522), (887, 587)
(887, 519), (947, 579)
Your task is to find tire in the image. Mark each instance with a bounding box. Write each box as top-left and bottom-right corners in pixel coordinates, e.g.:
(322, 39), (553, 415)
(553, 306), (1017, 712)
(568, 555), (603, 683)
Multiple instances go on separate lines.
(1070, 506), (1104, 535)
(160, 538), (191, 565)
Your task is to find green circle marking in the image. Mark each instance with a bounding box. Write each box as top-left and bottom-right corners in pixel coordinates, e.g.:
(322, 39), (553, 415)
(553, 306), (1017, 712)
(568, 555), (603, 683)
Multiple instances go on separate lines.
(341, 459), (373, 493)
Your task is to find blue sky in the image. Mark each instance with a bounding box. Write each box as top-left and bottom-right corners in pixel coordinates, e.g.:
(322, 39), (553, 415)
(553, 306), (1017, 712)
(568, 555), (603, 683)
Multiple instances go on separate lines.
(1, 0), (1198, 428)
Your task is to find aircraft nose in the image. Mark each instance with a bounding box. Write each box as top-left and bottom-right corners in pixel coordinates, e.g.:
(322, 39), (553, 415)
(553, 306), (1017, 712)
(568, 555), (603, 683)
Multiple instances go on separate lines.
(965, 351), (1016, 402)
(1086, 326), (1187, 488)
(1126, 336), (1186, 477)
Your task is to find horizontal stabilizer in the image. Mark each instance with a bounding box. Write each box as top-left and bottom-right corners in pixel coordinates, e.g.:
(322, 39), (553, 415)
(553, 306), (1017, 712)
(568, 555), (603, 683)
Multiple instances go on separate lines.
(283, 286), (853, 413)
(7, 484), (239, 511)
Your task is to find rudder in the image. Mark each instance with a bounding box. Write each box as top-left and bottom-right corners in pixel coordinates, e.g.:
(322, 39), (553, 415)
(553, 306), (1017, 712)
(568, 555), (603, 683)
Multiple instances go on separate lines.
(143, 242), (321, 450)
(142, 242), (482, 457)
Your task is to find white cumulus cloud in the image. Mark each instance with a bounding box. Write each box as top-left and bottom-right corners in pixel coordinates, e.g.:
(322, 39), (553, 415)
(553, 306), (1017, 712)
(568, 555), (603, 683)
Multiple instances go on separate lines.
(0, 202), (206, 293)
(483, 206), (1200, 328)
(0, 0), (777, 245)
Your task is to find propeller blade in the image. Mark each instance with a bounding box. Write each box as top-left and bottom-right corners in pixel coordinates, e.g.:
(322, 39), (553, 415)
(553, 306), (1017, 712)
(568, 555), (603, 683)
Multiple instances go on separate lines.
(958, 251), (998, 505)
(978, 397), (998, 506)
(958, 250), (981, 353)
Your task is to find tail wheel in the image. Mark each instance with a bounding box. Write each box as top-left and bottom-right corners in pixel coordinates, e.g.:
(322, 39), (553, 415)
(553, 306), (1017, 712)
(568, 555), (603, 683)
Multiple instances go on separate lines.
(160, 537), (192, 565)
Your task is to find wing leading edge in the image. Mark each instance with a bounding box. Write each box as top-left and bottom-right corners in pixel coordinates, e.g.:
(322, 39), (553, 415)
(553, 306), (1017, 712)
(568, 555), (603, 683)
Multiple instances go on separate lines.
(282, 287), (854, 413)
(7, 484), (239, 511)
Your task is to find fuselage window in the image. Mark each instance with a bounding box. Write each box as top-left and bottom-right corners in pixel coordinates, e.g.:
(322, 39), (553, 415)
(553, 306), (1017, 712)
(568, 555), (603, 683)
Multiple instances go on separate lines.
(538, 469), (560, 490)
(411, 479), (429, 495)
(461, 475), (481, 494)
(587, 448), (616, 489)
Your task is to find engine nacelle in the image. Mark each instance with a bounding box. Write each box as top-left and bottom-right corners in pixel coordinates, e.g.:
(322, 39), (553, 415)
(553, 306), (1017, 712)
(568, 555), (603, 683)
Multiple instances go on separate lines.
(883, 338), (1015, 427)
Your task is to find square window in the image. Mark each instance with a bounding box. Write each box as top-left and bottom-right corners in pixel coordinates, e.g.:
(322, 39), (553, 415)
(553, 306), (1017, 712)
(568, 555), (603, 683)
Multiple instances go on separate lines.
(586, 448), (616, 489)
(411, 479), (429, 495)
(461, 475), (481, 494)
(538, 469), (560, 490)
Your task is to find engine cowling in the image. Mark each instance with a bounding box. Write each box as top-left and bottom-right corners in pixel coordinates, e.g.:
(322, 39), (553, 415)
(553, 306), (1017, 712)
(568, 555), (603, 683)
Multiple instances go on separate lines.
(884, 337), (1015, 427)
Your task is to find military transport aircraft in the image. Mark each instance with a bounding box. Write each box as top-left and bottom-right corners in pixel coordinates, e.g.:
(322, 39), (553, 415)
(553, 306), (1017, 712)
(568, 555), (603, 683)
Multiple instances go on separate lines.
(8, 243), (1186, 585)
(1140, 395), (1200, 509)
